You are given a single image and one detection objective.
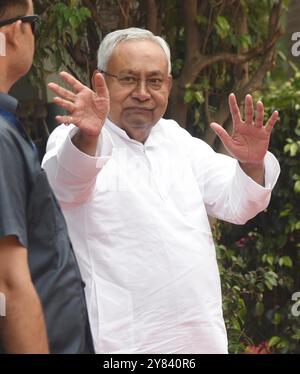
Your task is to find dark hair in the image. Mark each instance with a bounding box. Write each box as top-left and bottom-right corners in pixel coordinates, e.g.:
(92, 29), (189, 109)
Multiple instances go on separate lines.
(0, 0), (29, 21)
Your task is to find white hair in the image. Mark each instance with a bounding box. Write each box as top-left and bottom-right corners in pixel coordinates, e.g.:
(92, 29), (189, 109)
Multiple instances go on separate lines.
(97, 27), (171, 74)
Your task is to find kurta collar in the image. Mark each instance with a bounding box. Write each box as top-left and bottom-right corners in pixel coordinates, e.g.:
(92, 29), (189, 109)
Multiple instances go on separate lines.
(105, 117), (164, 148)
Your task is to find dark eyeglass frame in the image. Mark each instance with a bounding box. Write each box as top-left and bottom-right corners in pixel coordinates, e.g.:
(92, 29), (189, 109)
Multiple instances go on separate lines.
(100, 70), (120, 79)
(0, 15), (40, 35)
(99, 69), (166, 91)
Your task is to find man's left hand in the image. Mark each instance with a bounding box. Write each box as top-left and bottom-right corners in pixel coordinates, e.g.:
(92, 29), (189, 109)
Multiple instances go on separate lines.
(210, 93), (279, 165)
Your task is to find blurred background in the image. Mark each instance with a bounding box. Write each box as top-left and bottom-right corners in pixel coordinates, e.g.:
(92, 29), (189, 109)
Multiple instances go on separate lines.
(11, 0), (300, 353)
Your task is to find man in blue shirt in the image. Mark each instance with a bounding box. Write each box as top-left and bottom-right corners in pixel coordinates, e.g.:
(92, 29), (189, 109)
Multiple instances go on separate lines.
(0, 0), (94, 353)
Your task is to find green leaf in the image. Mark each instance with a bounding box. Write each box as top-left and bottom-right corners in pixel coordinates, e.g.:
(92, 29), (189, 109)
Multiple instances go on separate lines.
(272, 312), (281, 325)
(279, 208), (291, 217)
(265, 280), (274, 290)
(215, 16), (231, 39)
(184, 90), (194, 104)
(290, 143), (299, 157)
(269, 336), (281, 348)
(291, 330), (300, 340)
(194, 91), (204, 104)
(283, 144), (290, 153)
(69, 15), (77, 28)
(278, 256), (293, 267)
(238, 34), (252, 49)
(232, 318), (241, 331)
(264, 271), (278, 290)
(263, 253), (276, 266)
(294, 180), (300, 193)
(196, 15), (208, 26)
(255, 301), (264, 316)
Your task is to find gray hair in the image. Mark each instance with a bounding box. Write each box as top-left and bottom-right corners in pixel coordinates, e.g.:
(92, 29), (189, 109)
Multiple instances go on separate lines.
(97, 27), (172, 74)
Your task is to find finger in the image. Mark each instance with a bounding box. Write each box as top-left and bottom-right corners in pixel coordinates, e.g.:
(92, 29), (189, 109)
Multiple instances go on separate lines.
(245, 94), (254, 125)
(59, 71), (86, 93)
(55, 115), (74, 125)
(229, 93), (242, 125)
(265, 111), (279, 133)
(48, 82), (77, 102)
(210, 122), (232, 149)
(94, 72), (110, 99)
(254, 100), (264, 128)
(53, 97), (76, 113)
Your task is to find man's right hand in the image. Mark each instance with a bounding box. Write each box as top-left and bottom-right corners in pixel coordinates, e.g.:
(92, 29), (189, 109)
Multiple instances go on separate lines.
(48, 71), (110, 155)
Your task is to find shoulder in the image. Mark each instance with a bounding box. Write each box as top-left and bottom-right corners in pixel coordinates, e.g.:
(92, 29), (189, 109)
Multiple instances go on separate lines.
(157, 118), (188, 136)
(0, 118), (20, 151)
(0, 118), (35, 177)
(0, 117), (13, 138)
(158, 118), (214, 153)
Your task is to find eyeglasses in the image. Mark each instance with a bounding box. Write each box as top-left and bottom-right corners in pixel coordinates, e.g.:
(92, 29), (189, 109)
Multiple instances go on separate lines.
(100, 70), (166, 91)
(0, 15), (40, 35)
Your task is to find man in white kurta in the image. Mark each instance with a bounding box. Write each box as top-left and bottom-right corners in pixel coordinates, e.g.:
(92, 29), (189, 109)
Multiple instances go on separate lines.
(43, 28), (280, 353)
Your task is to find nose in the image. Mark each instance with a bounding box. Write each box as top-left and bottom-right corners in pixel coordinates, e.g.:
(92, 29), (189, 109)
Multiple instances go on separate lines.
(131, 79), (151, 101)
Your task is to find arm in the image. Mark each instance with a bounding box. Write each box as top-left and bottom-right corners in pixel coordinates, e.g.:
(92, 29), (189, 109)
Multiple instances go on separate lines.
(168, 115), (279, 224)
(203, 150), (280, 224)
(42, 125), (112, 209)
(42, 72), (112, 208)
(186, 134), (280, 225)
(0, 236), (49, 353)
(239, 161), (264, 186)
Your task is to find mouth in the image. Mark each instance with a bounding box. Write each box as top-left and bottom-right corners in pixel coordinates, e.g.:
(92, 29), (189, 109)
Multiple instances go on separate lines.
(125, 107), (153, 113)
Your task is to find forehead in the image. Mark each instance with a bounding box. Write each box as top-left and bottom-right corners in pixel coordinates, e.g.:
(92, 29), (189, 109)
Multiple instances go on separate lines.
(28, 0), (34, 13)
(107, 39), (169, 74)
(1, 0), (31, 18)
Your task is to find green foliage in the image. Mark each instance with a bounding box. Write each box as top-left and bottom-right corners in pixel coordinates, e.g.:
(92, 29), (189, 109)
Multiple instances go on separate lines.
(215, 16), (231, 40)
(215, 69), (300, 353)
(32, 1), (92, 85)
(179, 0), (281, 137)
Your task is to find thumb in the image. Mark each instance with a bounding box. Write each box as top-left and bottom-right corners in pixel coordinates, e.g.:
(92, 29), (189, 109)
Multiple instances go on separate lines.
(95, 72), (110, 100)
(210, 122), (232, 147)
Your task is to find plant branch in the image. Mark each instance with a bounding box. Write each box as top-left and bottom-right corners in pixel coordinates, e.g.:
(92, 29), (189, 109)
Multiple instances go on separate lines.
(82, 0), (103, 29)
(204, 48), (277, 147)
(183, 0), (200, 62)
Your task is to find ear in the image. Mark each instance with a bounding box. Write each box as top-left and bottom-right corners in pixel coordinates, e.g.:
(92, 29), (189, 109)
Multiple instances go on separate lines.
(3, 20), (22, 49)
(167, 74), (173, 94)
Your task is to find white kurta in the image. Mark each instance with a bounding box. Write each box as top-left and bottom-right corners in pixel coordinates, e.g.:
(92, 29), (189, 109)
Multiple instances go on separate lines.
(42, 118), (280, 354)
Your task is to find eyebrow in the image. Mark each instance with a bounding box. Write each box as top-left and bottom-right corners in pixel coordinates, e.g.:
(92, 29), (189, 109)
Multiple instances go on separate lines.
(119, 69), (164, 76)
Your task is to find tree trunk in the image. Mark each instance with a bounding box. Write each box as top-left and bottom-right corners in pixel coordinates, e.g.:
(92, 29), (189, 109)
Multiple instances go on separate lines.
(167, 82), (188, 126)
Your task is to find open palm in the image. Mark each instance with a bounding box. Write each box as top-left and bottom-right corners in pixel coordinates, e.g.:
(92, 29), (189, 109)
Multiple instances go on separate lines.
(48, 71), (110, 137)
(210, 94), (278, 164)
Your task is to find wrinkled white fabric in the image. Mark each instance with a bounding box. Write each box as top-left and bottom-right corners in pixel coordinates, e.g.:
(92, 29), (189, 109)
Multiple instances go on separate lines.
(42, 118), (280, 354)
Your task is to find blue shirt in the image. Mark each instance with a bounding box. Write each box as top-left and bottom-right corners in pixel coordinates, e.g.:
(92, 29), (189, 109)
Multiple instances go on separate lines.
(0, 93), (94, 353)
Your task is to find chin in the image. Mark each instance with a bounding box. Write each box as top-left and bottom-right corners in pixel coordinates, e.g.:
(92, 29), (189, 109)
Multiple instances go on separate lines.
(128, 126), (152, 143)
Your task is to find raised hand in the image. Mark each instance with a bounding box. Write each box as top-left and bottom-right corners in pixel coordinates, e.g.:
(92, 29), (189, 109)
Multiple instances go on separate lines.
(48, 71), (110, 137)
(210, 93), (278, 164)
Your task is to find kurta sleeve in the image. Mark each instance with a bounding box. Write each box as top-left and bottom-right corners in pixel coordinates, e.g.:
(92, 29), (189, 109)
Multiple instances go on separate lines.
(42, 124), (113, 209)
(176, 123), (280, 224)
